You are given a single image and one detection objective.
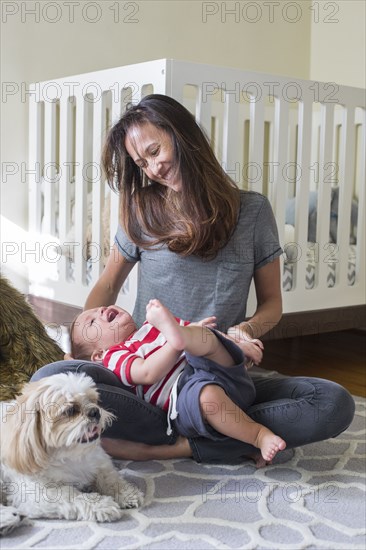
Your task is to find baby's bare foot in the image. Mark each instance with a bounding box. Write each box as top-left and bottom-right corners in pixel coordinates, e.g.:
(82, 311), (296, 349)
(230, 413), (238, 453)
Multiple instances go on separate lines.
(256, 427), (286, 462)
(146, 299), (185, 350)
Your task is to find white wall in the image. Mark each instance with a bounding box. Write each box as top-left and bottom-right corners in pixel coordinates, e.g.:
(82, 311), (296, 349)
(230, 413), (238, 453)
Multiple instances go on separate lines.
(310, 0), (366, 89)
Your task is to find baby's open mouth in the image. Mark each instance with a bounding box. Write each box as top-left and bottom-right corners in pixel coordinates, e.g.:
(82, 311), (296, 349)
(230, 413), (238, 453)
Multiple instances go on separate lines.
(106, 308), (118, 322)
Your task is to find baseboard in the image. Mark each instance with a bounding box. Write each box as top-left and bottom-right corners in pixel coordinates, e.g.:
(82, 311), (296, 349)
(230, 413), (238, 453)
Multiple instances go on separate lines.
(263, 304), (366, 340)
(28, 295), (366, 341)
(27, 295), (82, 329)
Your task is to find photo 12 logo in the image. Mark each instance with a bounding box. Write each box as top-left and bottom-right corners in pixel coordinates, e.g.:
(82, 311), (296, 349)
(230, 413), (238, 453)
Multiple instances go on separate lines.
(1, 80), (141, 104)
(202, 480), (339, 504)
(202, 2), (340, 24)
(1, 1), (140, 24)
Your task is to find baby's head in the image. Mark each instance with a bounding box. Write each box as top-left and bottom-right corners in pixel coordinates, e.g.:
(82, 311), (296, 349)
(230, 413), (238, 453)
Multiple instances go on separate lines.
(71, 305), (137, 361)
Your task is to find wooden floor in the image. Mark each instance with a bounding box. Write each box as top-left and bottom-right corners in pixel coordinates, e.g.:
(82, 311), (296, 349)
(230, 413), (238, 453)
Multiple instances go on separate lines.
(261, 329), (366, 397)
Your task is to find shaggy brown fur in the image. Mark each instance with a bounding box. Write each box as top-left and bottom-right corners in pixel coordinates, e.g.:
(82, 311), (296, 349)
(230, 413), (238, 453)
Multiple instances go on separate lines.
(0, 274), (64, 401)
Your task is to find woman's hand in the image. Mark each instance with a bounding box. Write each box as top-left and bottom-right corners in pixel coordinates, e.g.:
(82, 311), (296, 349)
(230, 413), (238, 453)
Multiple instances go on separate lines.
(226, 326), (264, 368)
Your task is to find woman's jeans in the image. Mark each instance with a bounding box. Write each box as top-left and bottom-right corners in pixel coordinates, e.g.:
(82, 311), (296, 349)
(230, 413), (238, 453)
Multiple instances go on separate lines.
(31, 361), (355, 463)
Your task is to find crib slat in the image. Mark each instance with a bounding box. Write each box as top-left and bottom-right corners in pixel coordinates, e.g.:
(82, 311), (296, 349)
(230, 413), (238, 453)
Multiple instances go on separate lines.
(222, 93), (240, 186)
(28, 100), (42, 233)
(355, 109), (366, 287)
(248, 98), (265, 193)
(109, 100), (122, 249)
(58, 96), (74, 285)
(74, 96), (87, 285)
(197, 88), (212, 136)
(90, 95), (104, 284)
(43, 101), (57, 235)
(317, 103), (335, 289)
(294, 98), (313, 289)
(108, 97), (124, 294)
(337, 106), (356, 287)
(272, 98), (289, 243)
(58, 97), (73, 242)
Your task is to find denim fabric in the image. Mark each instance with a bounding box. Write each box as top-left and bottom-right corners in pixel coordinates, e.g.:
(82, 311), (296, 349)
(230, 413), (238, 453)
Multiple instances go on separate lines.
(174, 329), (255, 439)
(31, 361), (175, 445)
(31, 361), (355, 463)
(190, 374), (355, 462)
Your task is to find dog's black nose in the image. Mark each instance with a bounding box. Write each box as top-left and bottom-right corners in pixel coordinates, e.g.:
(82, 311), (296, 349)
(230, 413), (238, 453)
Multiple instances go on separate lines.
(88, 407), (101, 421)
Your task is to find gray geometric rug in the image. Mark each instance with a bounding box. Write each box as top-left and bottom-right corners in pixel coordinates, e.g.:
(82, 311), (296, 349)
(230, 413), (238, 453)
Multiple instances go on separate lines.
(2, 396), (365, 550)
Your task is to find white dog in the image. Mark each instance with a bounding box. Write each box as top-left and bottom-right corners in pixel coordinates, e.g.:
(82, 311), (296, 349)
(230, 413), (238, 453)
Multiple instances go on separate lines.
(0, 372), (143, 535)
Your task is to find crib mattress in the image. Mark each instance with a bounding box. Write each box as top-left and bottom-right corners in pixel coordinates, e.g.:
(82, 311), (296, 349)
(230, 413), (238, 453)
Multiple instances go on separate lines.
(283, 244), (356, 291)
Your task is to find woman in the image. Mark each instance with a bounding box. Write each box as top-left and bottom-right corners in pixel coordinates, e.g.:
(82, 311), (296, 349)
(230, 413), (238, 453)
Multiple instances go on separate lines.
(33, 95), (354, 465)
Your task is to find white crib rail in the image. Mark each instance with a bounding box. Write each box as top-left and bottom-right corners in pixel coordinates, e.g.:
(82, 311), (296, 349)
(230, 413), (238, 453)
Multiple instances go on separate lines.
(28, 59), (365, 315)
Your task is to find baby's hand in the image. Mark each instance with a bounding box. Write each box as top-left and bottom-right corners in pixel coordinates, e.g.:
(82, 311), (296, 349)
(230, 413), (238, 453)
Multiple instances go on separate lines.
(194, 316), (217, 329)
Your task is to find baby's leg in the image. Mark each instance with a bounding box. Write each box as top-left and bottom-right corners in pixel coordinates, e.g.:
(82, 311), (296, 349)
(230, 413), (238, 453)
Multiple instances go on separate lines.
(200, 384), (286, 462)
(146, 299), (233, 367)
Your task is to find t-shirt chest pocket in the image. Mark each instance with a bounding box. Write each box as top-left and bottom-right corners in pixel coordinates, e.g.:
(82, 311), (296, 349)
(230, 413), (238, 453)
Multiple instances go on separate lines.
(214, 243), (254, 308)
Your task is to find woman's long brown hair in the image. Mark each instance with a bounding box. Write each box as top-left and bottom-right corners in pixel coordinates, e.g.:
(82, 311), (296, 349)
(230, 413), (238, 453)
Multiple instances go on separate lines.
(102, 94), (240, 259)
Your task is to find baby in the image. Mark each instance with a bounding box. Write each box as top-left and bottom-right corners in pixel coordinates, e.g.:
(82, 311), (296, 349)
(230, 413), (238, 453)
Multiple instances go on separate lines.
(71, 299), (286, 462)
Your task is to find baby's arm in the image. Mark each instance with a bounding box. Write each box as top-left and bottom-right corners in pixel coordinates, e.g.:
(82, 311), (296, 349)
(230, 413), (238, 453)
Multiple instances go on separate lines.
(128, 304), (219, 385)
(129, 341), (182, 385)
(128, 311), (216, 385)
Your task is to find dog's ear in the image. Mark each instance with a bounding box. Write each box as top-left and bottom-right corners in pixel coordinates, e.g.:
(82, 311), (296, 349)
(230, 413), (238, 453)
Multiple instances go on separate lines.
(1, 380), (49, 475)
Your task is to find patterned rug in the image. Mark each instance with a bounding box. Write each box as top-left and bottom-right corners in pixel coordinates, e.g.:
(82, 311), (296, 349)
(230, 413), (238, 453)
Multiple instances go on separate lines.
(2, 394), (365, 549)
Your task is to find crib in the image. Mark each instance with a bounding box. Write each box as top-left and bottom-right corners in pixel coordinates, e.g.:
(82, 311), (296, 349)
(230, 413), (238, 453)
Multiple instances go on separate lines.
(27, 59), (365, 336)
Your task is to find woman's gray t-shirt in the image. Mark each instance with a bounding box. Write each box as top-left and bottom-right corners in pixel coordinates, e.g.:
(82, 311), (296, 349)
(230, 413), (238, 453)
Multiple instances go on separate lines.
(115, 191), (282, 332)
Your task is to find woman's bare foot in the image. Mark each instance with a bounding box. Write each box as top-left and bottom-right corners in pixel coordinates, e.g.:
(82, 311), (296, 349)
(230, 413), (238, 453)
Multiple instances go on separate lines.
(255, 427), (286, 462)
(247, 451), (270, 469)
(146, 299), (185, 350)
(101, 436), (192, 461)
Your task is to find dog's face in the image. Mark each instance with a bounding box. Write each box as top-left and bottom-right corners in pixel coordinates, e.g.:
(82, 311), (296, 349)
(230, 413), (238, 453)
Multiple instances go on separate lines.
(31, 374), (111, 448)
(1, 373), (114, 475)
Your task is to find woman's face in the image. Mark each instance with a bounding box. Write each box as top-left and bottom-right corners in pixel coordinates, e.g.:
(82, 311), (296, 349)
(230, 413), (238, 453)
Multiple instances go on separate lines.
(125, 122), (182, 192)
